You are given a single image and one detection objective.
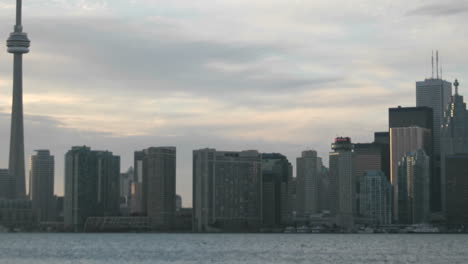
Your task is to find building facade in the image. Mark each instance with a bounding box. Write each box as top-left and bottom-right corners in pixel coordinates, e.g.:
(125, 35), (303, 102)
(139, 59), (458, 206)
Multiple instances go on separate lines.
(416, 78), (452, 211)
(193, 149), (262, 232)
(64, 146), (120, 231)
(262, 153), (292, 227)
(329, 137), (355, 229)
(441, 80), (468, 215)
(30, 150), (55, 222)
(445, 154), (468, 227)
(397, 149), (431, 224)
(359, 170), (392, 225)
(390, 126), (431, 219)
(0, 169), (14, 199)
(135, 147), (176, 230)
(296, 150), (320, 220)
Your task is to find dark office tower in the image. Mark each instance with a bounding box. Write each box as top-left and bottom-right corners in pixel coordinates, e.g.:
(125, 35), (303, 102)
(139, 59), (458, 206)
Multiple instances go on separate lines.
(262, 153), (293, 227)
(193, 149), (262, 232)
(374, 132), (389, 145)
(374, 132), (390, 181)
(296, 151), (320, 220)
(64, 146), (120, 232)
(0, 169), (14, 199)
(441, 80), (468, 215)
(417, 78), (452, 212)
(397, 149), (431, 224)
(95, 151), (120, 217)
(389, 106), (433, 130)
(329, 137), (354, 229)
(135, 147), (176, 230)
(7, 0), (31, 200)
(445, 154), (468, 227)
(30, 150), (55, 222)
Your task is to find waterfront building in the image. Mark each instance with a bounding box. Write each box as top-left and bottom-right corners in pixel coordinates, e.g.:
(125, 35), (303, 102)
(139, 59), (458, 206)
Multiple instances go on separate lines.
(64, 146), (120, 231)
(441, 80), (468, 215)
(193, 149), (262, 232)
(390, 126), (431, 219)
(134, 147), (176, 230)
(397, 149), (431, 224)
(359, 170), (392, 225)
(30, 150), (55, 222)
(0, 169), (14, 199)
(296, 151), (320, 220)
(0, 199), (36, 230)
(416, 77), (452, 211)
(445, 154), (468, 227)
(119, 167), (134, 215)
(262, 153), (291, 228)
(329, 137), (355, 229)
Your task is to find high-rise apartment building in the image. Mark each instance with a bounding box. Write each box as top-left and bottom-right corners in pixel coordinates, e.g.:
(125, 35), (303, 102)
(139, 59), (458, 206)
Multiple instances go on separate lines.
(262, 153), (292, 227)
(64, 146), (120, 231)
(359, 170), (392, 225)
(397, 149), (431, 224)
(390, 126), (431, 219)
(296, 150), (320, 219)
(30, 150), (55, 222)
(135, 147), (176, 230)
(193, 149), (262, 232)
(329, 137), (355, 229)
(445, 154), (468, 227)
(416, 78), (452, 211)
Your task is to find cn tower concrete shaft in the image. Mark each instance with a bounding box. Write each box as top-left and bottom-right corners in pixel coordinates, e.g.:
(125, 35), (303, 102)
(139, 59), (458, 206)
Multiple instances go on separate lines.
(6, 0), (30, 199)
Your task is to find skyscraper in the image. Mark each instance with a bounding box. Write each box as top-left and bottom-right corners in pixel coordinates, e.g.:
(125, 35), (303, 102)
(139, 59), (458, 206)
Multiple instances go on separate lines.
(397, 149), (431, 224)
(445, 154), (468, 227)
(64, 146), (120, 231)
(135, 147), (176, 230)
(441, 80), (468, 215)
(7, 0), (31, 200)
(30, 150), (55, 222)
(390, 126), (431, 219)
(416, 78), (452, 211)
(262, 153), (292, 227)
(193, 149), (262, 232)
(329, 137), (355, 229)
(296, 150), (320, 219)
(359, 171), (392, 225)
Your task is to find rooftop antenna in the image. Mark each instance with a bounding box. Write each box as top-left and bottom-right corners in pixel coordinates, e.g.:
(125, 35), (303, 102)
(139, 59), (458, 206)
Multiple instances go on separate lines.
(432, 50), (434, 79)
(454, 79), (459, 95)
(436, 50), (439, 79)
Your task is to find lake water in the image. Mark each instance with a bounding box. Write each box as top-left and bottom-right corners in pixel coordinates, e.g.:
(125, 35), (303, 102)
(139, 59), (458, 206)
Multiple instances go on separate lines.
(0, 234), (467, 264)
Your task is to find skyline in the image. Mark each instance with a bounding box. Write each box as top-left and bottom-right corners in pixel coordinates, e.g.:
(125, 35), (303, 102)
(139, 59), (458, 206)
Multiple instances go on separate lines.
(1, 1), (468, 206)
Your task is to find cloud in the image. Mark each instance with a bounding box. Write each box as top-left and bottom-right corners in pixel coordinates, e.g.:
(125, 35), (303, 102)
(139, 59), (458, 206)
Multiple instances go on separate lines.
(407, 3), (468, 16)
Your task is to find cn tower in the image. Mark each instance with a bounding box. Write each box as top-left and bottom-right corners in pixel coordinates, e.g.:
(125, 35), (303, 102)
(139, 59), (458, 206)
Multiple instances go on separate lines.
(6, 0), (30, 199)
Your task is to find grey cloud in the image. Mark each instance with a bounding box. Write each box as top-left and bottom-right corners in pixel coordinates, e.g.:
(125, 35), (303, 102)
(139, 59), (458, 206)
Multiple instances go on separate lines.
(406, 3), (468, 16)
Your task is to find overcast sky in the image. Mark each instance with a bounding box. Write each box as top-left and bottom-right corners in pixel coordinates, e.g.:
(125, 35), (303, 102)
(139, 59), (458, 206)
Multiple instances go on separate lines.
(0, 0), (467, 206)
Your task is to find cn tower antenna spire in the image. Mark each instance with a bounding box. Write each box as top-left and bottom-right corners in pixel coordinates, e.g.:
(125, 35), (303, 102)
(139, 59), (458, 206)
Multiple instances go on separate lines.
(6, 0), (30, 199)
